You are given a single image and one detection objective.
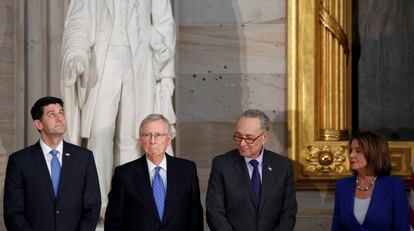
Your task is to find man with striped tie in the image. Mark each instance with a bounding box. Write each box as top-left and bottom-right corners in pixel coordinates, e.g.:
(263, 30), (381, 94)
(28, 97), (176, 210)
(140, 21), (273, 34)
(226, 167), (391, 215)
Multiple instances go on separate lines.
(105, 114), (203, 231)
(3, 96), (101, 231)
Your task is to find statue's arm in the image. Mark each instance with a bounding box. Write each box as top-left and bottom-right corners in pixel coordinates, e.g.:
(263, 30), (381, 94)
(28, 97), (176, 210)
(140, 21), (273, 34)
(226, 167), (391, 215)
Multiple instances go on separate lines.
(150, 0), (176, 79)
(61, 0), (96, 87)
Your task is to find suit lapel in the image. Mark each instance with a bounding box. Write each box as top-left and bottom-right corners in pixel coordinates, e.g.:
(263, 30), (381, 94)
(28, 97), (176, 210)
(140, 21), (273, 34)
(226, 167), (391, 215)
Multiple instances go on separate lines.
(31, 142), (55, 201)
(56, 142), (74, 201)
(258, 151), (272, 213)
(133, 157), (161, 223)
(344, 177), (359, 226)
(364, 177), (387, 224)
(162, 155), (181, 224)
(233, 151), (257, 208)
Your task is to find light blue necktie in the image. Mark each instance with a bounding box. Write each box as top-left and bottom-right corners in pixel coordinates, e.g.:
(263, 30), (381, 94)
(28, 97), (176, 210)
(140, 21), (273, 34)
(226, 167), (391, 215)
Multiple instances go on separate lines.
(50, 149), (61, 197)
(152, 166), (165, 220)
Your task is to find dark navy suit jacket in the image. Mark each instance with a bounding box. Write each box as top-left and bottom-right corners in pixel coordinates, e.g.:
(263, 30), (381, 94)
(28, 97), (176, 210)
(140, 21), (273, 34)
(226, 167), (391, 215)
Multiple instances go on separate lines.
(206, 149), (297, 231)
(331, 175), (409, 231)
(3, 141), (101, 231)
(104, 154), (204, 231)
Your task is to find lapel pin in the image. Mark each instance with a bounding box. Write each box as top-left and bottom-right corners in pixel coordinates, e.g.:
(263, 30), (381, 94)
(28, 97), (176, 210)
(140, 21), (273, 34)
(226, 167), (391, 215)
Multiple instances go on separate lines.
(268, 166), (272, 171)
(65, 153), (70, 157)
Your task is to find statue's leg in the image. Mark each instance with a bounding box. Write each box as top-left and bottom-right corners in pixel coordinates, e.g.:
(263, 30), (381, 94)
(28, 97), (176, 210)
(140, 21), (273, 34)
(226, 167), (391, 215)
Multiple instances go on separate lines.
(114, 46), (140, 167)
(88, 46), (123, 219)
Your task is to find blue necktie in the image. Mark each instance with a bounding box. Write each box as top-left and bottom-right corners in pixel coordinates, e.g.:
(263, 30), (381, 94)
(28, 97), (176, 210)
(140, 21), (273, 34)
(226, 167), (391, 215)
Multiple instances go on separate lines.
(152, 166), (165, 220)
(50, 149), (61, 197)
(249, 159), (261, 206)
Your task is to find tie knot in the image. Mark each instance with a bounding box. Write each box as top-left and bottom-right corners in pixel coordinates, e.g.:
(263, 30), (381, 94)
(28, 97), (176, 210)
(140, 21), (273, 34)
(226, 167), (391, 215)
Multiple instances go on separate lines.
(249, 159), (259, 168)
(155, 166), (162, 174)
(50, 149), (59, 157)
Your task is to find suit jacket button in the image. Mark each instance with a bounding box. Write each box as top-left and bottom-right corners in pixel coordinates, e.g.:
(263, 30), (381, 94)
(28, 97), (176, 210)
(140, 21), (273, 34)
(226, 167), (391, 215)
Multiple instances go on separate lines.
(56, 210), (60, 214)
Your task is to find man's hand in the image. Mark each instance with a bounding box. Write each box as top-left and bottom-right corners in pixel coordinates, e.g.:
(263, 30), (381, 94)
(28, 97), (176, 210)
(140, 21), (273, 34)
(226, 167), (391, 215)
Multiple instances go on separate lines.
(161, 78), (174, 97)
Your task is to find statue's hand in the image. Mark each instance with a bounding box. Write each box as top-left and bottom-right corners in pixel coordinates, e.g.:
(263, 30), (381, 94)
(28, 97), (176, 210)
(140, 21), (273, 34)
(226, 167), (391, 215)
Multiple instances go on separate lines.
(64, 56), (87, 87)
(69, 56), (86, 77)
(161, 77), (174, 97)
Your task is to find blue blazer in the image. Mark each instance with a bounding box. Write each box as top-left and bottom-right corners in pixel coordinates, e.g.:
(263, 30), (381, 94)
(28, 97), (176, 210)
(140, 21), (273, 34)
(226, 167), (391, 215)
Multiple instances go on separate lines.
(331, 175), (409, 231)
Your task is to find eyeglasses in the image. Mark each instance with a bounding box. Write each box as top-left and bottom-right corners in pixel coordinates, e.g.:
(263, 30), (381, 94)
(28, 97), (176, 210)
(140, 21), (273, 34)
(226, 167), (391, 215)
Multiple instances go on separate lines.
(141, 133), (169, 141)
(233, 131), (265, 144)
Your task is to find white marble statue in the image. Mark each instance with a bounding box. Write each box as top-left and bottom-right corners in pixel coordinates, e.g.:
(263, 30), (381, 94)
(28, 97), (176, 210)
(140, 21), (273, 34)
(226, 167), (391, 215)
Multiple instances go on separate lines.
(60, 0), (176, 219)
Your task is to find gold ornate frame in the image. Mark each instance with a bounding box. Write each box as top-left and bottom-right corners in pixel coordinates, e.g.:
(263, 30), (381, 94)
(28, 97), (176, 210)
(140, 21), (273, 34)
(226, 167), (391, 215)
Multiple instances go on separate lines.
(287, 0), (414, 189)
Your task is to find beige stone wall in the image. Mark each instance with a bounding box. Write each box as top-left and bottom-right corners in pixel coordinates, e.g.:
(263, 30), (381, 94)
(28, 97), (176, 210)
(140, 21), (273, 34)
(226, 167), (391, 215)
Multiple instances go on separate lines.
(0, 0), (17, 230)
(176, 1), (288, 155)
(176, 0), (335, 230)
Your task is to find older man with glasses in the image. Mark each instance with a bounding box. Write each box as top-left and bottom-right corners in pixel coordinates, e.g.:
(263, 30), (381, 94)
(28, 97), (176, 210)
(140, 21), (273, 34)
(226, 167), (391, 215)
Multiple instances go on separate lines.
(104, 114), (203, 231)
(206, 109), (298, 231)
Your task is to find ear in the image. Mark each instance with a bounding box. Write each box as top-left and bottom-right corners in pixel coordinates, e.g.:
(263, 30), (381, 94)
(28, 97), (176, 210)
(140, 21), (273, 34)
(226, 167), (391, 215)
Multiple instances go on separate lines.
(33, 120), (43, 131)
(166, 134), (172, 145)
(262, 131), (269, 145)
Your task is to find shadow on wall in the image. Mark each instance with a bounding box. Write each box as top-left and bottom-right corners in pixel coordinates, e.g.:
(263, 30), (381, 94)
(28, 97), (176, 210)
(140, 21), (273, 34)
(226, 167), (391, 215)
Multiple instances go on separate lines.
(177, 0), (243, 161)
(0, 137), (11, 231)
(0, 2), (15, 231)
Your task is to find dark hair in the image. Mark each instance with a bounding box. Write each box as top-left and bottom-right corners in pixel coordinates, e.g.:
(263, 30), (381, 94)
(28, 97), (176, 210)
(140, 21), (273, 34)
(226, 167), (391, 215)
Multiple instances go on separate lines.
(349, 131), (391, 176)
(240, 109), (271, 131)
(31, 96), (64, 121)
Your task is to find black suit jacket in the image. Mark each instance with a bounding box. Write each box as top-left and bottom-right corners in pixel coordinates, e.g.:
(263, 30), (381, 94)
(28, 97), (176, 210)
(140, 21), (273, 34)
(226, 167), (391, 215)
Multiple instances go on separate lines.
(206, 149), (297, 231)
(3, 141), (101, 231)
(104, 154), (204, 231)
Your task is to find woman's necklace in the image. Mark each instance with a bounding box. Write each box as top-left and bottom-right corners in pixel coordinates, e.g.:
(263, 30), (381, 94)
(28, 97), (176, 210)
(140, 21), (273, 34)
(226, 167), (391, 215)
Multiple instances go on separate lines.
(356, 175), (377, 191)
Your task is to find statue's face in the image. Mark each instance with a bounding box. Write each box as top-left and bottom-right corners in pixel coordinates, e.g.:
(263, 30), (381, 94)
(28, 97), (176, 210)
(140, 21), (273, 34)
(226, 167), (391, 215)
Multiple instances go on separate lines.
(139, 119), (171, 162)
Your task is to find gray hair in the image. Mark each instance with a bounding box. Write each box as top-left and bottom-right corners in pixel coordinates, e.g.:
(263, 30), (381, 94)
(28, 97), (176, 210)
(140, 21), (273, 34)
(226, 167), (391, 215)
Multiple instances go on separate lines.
(139, 113), (171, 135)
(240, 109), (270, 131)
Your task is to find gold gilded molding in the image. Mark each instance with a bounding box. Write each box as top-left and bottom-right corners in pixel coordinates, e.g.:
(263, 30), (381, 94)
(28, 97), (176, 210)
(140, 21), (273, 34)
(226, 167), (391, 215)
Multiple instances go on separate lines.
(319, 4), (350, 60)
(318, 0), (352, 141)
(288, 0), (414, 189)
(320, 129), (349, 141)
(305, 144), (347, 175)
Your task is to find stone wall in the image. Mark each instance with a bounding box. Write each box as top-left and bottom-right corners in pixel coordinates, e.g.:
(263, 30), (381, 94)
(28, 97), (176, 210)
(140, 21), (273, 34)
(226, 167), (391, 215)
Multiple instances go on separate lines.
(0, 0), (18, 230)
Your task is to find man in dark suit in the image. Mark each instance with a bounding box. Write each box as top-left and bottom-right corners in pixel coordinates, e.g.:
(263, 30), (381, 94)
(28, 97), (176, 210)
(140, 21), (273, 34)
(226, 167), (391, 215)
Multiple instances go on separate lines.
(3, 96), (101, 231)
(104, 113), (203, 231)
(206, 109), (297, 231)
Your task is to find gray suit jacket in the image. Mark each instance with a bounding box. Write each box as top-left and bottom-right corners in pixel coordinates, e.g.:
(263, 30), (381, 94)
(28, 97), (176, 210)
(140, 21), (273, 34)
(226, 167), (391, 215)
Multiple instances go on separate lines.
(206, 149), (297, 231)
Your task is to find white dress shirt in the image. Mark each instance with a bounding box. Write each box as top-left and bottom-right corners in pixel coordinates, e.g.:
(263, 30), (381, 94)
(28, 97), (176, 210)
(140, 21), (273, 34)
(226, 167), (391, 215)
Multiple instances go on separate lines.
(354, 197), (371, 225)
(147, 155), (167, 190)
(39, 139), (63, 177)
(244, 148), (264, 181)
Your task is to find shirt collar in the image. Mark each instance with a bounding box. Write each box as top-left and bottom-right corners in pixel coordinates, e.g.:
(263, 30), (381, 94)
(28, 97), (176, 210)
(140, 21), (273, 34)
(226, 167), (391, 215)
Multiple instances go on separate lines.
(146, 155), (167, 172)
(39, 139), (63, 156)
(244, 147), (264, 166)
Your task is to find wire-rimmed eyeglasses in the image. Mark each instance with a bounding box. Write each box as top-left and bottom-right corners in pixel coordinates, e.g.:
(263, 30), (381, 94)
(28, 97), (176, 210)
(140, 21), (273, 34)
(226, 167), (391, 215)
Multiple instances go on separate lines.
(140, 133), (169, 141)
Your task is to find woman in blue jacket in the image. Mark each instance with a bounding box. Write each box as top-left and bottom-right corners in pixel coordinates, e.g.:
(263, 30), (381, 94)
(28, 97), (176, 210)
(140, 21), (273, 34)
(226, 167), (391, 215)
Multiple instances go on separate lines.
(331, 131), (409, 231)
